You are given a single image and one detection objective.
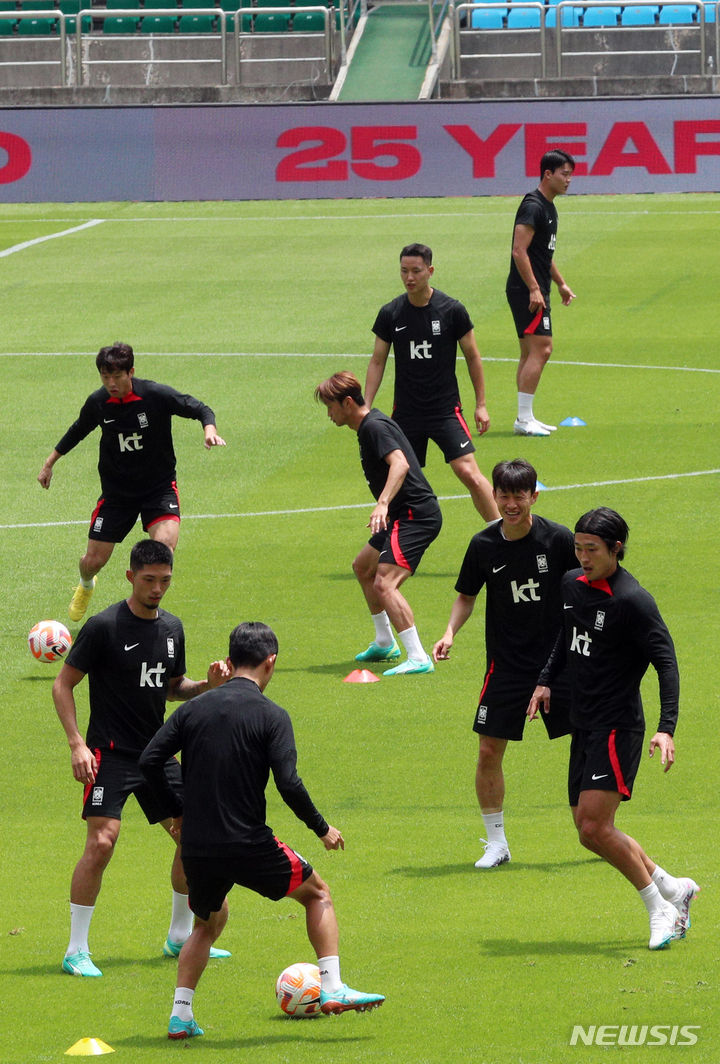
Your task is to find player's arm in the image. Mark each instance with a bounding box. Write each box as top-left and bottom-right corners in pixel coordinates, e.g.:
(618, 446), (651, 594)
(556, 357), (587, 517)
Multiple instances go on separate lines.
(37, 448), (62, 489)
(550, 261), (576, 307)
(527, 627), (566, 718)
(167, 660), (230, 702)
(369, 448), (409, 534)
(52, 663), (97, 784)
(511, 223), (545, 312)
(364, 337), (391, 408)
(138, 713), (184, 814)
(527, 685), (551, 720)
(458, 329), (490, 435)
(432, 592), (476, 661)
(203, 424), (226, 449)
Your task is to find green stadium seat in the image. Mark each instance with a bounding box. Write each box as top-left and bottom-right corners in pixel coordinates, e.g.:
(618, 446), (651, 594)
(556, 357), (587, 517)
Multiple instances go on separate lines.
(20, 0), (55, 8)
(179, 0), (215, 7)
(143, 0), (178, 8)
(106, 0), (142, 8)
(17, 14), (57, 29)
(178, 11), (215, 27)
(58, 0), (79, 11)
(292, 7), (325, 28)
(254, 9), (289, 27)
(141, 12), (176, 27)
(103, 13), (139, 28)
(0, 16), (16, 30)
(64, 12), (91, 28)
(225, 8), (253, 28)
(0, 0), (17, 10)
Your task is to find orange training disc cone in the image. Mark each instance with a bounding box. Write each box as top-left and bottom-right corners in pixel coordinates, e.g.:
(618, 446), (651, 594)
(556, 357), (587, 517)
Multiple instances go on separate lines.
(343, 669), (380, 683)
(65, 1038), (115, 1056)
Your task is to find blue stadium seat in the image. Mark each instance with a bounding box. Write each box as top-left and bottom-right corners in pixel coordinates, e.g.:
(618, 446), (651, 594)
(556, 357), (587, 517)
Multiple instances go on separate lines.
(506, 6), (541, 25)
(545, 3), (583, 23)
(701, 0), (715, 19)
(470, 5), (507, 27)
(657, 2), (696, 18)
(583, 4), (621, 23)
(621, 4), (658, 21)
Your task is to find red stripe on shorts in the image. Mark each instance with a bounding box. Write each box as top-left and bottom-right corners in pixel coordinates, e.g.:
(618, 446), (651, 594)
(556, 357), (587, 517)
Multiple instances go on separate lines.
(82, 749), (102, 813)
(608, 729), (630, 798)
(523, 308), (544, 335)
(478, 660), (495, 702)
(390, 519), (412, 571)
(89, 497), (105, 529)
(454, 404), (472, 437)
(274, 836), (305, 896)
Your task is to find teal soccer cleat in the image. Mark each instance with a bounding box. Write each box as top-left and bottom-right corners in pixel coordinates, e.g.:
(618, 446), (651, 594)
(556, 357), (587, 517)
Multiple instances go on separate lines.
(355, 640), (401, 663)
(320, 984), (385, 1014)
(163, 936), (231, 959)
(62, 950), (102, 977)
(168, 1016), (204, 1040)
(382, 656), (434, 676)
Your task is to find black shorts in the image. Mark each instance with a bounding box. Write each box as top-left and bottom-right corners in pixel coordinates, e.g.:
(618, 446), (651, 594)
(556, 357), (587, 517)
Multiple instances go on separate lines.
(568, 728), (645, 807)
(369, 505), (442, 574)
(506, 286), (552, 339)
(472, 665), (571, 741)
(394, 407), (476, 465)
(82, 748), (182, 823)
(88, 482), (181, 543)
(182, 836), (314, 920)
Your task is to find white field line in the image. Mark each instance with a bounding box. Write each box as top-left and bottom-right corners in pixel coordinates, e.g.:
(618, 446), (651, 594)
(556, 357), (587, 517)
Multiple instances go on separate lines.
(0, 219), (105, 258)
(3, 468), (719, 532)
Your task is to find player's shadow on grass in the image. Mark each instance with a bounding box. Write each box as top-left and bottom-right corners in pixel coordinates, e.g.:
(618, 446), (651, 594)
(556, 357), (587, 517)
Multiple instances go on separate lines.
(110, 1030), (372, 1050)
(478, 936), (635, 958)
(20, 675), (56, 683)
(389, 856), (593, 878)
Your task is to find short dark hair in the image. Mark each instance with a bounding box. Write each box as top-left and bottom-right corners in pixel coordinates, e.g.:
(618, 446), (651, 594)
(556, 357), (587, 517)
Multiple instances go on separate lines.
(540, 150), (575, 178)
(400, 243), (432, 266)
(314, 371), (364, 406)
(229, 622), (279, 667)
(492, 458), (537, 494)
(96, 342), (134, 374)
(574, 507), (629, 561)
(129, 539), (174, 571)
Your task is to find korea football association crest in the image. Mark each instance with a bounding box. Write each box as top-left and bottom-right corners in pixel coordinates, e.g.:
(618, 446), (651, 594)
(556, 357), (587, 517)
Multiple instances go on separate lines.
(431, 319), (441, 336)
(594, 610), (606, 631)
(476, 704), (488, 725)
(536, 554), (548, 573)
(166, 637), (175, 658)
(138, 412), (149, 428)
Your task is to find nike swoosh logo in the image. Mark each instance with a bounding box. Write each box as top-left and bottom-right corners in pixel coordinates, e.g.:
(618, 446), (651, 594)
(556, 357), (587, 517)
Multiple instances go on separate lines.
(563, 604), (573, 609)
(168, 504), (178, 509)
(591, 773), (608, 781)
(395, 326), (407, 332)
(124, 643), (139, 651)
(103, 419), (115, 424)
(492, 565), (506, 573)
(460, 440), (471, 448)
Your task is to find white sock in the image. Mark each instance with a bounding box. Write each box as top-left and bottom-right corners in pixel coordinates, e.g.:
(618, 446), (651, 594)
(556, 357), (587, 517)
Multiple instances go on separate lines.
(651, 865), (683, 904)
(482, 810), (507, 846)
(398, 625), (426, 661)
(517, 392), (535, 421)
(171, 987), (195, 1022)
(67, 902), (94, 955)
(371, 611), (394, 647)
(168, 890), (194, 945)
(639, 882), (665, 914)
(317, 955), (342, 993)
(80, 575), (95, 589)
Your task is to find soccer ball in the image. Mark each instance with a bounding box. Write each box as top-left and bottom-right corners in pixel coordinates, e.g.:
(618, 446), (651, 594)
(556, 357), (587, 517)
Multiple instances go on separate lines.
(275, 962), (322, 1018)
(28, 620), (73, 662)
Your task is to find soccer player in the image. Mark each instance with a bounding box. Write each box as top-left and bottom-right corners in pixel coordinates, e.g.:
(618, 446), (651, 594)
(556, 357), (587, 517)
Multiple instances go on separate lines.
(432, 459), (576, 868)
(53, 539), (231, 978)
(37, 341), (226, 622)
(315, 371), (442, 676)
(528, 508), (700, 950)
(506, 150), (576, 437)
(139, 621), (385, 1039)
(365, 243), (498, 521)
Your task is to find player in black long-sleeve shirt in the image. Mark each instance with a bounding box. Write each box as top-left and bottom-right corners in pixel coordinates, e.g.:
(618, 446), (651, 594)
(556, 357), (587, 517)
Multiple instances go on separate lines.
(37, 341), (226, 622)
(139, 622), (384, 1039)
(528, 508), (700, 951)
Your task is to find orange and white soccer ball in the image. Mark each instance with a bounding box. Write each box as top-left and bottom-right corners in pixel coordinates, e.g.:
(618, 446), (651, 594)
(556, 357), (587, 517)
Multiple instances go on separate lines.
(28, 620), (73, 662)
(275, 962), (322, 1018)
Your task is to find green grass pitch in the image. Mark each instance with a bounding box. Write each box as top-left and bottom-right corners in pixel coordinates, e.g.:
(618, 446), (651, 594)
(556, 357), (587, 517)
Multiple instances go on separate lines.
(0, 194), (718, 1064)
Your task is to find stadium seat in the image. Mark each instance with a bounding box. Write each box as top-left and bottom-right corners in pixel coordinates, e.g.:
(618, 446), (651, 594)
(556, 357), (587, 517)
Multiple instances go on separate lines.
(64, 13), (91, 28)
(19, 0), (55, 8)
(621, 3), (658, 20)
(0, 16), (15, 31)
(545, 3), (583, 23)
(582, 4), (621, 23)
(140, 12), (176, 28)
(657, 2), (696, 17)
(178, 11), (215, 27)
(470, 6), (507, 27)
(179, 0), (215, 7)
(702, 0), (715, 19)
(292, 8), (325, 29)
(106, 0), (141, 8)
(254, 9), (289, 27)
(506, 5), (541, 25)
(103, 13), (139, 28)
(17, 14), (57, 29)
(143, 0), (179, 9)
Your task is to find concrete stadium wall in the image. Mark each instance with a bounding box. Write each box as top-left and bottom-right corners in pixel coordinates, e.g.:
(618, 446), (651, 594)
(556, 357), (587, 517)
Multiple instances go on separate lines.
(0, 98), (719, 201)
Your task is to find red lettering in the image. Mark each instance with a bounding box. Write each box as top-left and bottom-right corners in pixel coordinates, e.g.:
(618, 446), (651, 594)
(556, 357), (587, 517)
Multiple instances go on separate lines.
(351, 126), (421, 181)
(674, 120), (720, 174)
(444, 124), (521, 177)
(590, 122), (671, 175)
(524, 124), (588, 177)
(0, 132), (31, 184)
(275, 126), (347, 182)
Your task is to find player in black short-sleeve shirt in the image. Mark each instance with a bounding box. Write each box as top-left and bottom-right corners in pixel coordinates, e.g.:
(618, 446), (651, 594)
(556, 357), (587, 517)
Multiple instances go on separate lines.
(365, 244), (498, 521)
(316, 372), (441, 676)
(38, 341), (226, 622)
(433, 459), (575, 869)
(529, 508), (699, 951)
(505, 151), (576, 438)
(52, 539), (229, 979)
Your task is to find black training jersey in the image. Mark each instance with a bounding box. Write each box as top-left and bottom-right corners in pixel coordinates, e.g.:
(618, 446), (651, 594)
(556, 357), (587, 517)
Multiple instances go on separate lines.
(538, 566), (680, 735)
(138, 677), (330, 857)
(455, 516), (577, 674)
(372, 289), (474, 418)
(357, 409), (439, 522)
(65, 600), (186, 754)
(506, 189), (558, 298)
(55, 378), (216, 503)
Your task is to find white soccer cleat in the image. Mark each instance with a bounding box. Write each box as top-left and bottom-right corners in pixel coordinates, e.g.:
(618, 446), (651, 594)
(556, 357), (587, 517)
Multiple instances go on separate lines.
(537, 420), (557, 432)
(672, 878), (700, 937)
(474, 838), (511, 869)
(513, 418), (551, 437)
(648, 901), (680, 950)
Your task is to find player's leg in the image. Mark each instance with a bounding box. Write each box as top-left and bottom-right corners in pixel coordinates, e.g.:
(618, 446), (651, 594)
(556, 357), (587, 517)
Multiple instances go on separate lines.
(432, 409), (499, 522)
(449, 454), (499, 521)
(291, 872), (384, 1014)
(63, 815), (121, 977)
(148, 519), (180, 552)
(374, 562), (433, 675)
(70, 500), (136, 621)
(351, 542), (401, 662)
(474, 735), (511, 868)
(144, 483), (181, 551)
(515, 333), (555, 435)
